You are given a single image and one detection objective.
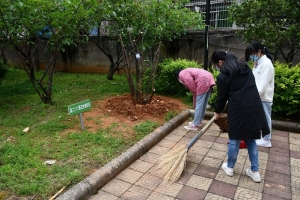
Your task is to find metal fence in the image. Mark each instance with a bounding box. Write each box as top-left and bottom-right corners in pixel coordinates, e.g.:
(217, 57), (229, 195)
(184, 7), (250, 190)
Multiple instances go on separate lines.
(186, 0), (242, 29)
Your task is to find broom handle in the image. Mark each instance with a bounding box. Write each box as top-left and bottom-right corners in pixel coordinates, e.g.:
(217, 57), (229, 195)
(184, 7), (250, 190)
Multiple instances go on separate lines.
(186, 116), (215, 150)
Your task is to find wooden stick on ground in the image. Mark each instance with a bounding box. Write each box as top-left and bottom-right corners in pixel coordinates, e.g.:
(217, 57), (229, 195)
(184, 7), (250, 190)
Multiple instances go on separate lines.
(49, 181), (71, 200)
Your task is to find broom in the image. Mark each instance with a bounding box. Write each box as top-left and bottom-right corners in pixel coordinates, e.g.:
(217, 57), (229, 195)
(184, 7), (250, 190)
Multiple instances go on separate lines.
(155, 116), (215, 184)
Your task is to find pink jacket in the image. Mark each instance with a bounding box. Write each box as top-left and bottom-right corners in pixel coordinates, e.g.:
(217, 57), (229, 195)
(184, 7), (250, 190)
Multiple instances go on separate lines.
(178, 68), (215, 107)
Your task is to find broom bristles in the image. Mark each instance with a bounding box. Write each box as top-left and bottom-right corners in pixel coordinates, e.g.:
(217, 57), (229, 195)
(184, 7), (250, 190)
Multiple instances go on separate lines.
(155, 145), (188, 184)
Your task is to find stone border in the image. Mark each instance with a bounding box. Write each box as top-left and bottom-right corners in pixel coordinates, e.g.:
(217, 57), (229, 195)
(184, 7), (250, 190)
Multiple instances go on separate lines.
(204, 111), (300, 133)
(55, 110), (300, 200)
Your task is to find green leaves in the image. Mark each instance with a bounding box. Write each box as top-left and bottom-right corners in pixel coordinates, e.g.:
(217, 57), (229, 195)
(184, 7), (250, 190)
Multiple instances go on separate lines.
(229, 0), (300, 64)
(273, 62), (300, 115)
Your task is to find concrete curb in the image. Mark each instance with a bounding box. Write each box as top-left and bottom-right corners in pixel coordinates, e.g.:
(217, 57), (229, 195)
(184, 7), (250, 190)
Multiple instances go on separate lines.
(56, 109), (191, 200)
(56, 110), (300, 200)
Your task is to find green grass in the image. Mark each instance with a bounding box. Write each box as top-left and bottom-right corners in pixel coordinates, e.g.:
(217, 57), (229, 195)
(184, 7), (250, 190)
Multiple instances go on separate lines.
(0, 68), (167, 199)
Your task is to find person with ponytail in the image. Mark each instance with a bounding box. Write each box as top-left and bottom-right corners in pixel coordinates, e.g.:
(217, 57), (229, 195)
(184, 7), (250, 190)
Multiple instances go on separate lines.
(211, 50), (269, 183)
(245, 42), (275, 148)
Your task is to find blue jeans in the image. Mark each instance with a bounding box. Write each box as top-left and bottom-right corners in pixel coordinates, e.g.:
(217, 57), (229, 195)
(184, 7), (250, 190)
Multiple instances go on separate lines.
(227, 139), (259, 172)
(261, 101), (272, 140)
(193, 88), (212, 126)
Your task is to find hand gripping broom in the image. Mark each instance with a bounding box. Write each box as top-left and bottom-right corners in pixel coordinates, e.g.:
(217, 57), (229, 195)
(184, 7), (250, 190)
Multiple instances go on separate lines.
(155, 116), (215, 184)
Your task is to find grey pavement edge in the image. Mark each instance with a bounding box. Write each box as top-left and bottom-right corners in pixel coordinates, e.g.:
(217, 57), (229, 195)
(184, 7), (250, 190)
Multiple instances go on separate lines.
(55, 110), (300, 200)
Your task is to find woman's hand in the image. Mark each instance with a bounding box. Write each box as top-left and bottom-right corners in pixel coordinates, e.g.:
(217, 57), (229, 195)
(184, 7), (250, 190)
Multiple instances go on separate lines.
(214, 112), (220, 120)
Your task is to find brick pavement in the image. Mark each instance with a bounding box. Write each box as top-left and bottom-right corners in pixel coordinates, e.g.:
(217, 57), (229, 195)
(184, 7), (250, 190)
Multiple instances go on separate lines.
(88, 119), (300, 200)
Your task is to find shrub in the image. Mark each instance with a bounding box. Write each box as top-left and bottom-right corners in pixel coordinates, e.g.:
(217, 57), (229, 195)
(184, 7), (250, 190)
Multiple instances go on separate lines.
(154, 58), (201, 97)
(273, 62), (300, 116)
(155, 58), (300, 118)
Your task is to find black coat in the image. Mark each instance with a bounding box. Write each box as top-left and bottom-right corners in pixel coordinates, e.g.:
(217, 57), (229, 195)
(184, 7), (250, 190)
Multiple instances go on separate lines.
(214, 66), (269, 140)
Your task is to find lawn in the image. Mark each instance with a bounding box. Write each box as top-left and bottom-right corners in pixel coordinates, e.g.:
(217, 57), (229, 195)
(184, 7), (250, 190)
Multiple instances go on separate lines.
(0, 68), (165, 199)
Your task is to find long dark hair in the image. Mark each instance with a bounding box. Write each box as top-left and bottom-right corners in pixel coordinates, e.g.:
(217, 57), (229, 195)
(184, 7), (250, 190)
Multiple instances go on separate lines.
(211, 50), (247, 77)
(245, 42), (273, 62)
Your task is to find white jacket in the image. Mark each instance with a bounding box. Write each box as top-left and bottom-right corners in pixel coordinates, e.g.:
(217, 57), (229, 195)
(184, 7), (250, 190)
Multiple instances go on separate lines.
(252, 55), (275, 102)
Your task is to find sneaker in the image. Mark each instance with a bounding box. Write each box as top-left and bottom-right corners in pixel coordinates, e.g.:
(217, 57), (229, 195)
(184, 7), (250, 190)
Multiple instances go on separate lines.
(188, 121), (202, 127)
(184, 124), (198, 131)
(222, 163), (233, 176)
(256, 138), (272, 147)
(246, 169), (261, 182)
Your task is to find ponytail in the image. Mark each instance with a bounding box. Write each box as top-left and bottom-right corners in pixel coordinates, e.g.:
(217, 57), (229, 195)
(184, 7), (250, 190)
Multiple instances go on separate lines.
(245, 42), (273, 62)
(211, 50), (247, 77)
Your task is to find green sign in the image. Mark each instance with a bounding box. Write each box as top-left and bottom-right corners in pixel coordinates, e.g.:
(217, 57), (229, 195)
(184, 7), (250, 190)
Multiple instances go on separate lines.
(68, 99), (91, 116)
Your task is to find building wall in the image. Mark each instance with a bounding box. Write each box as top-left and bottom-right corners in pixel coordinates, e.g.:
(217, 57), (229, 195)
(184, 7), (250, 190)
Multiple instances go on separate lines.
(3, 30), (299, 74)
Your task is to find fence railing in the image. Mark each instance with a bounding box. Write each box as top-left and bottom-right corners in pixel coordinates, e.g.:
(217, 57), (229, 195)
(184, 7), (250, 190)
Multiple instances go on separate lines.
(186, 0), (241, 29)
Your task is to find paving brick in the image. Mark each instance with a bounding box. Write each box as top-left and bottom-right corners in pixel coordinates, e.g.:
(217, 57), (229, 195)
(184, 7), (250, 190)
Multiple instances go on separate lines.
(263, 181), (292, 199)
(204, 192), (231, 200)
(215, 137), (229, 145)
(215, 168), (241, 186)
(186, 152), (204, 164)
(200, 156), (223, 168)
(290, 144), (300, 152)
(121, 185), (152, 200)
(128, 159), (155, 173)
(164, 133), (185, 143)
(288, 138), (300, 146)
(183, 161), (198, 174)
(176, 185), (207, 200)
(291, 150), (300, 159)
(200, 134), (217, 142)
(176, 172), (193, 185)
(89, 191), (119, 200)
(101, 179), (132, 197)
(272, 135), (289, 143)
(291, 165), (300, 178)
(269, 146), (290, 157)
(264, 170), (291, 186)
(188, 145), (209, 156)
(272, 130), (289, 137)
(186, 175), (213, 191)
(156, 139), (177, 149)
(291, 187), (300, 197)
(211, 142), (228, 152)
(206, 149), (227, 160)
(194, 164), (219, 179)
(193, 140), (213, 149)
(135, 174), (161, 190)
(234, 187), (262, 200)
(238, 175), (265, 192)
(291, 158), (300, 167)
(271, 140), (289, 149)
(206, 130), (224, 137)
(268, 152), (290, 165)
(291, 175), (300, 189)
(262, 193), (290, 200)
(258, 146), (270, 153)
(154, 182), (183, 197)
(267, 161), (291, 175)
(116, 168), (143, 184)
(139, 152), (160, 164)
(149, 145), (171, 155)
(208, 180), (237, 199)
(147, 191), (175, 200)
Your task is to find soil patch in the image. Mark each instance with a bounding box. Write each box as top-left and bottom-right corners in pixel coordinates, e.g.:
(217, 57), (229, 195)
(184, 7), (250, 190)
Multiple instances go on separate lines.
(66, 94), (189, 136)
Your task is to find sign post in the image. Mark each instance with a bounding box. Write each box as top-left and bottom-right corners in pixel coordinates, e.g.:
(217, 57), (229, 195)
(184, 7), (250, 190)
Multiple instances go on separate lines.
(68, 99), (91, 130)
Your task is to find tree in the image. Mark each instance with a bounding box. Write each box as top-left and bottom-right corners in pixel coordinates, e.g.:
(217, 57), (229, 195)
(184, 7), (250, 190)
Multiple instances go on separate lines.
(229, 0), (300, 64)
(85, 0), (204, 104)
(0, 0), (97, 104)
(83, 0), (204, 79)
